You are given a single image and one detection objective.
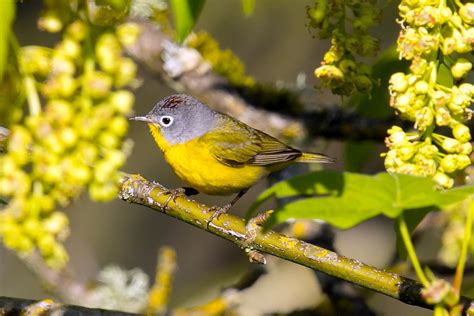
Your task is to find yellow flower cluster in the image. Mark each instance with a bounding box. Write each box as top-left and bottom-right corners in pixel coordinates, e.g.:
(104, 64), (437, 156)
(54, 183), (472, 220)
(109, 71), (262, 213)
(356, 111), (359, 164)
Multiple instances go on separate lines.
(307, 0), (381, 95)
(384, 0), (473, 188)
(0, 20), (139, 268)
(187, 31), (256, 88)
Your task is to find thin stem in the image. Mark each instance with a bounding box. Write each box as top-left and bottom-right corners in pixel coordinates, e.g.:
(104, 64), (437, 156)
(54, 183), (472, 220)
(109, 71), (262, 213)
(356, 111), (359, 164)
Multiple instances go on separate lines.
(453, 199), (474, 294)
(24, 75), (41, 116)
(398, 214), (430, 287)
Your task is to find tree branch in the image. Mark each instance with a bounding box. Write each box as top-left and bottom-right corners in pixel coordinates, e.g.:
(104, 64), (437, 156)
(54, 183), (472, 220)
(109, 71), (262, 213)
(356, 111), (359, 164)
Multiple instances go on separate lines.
(21, 252), (98, 307)
(0, 296), (136, 315)
(118, 174), (474, 312)
(126, 21), (402, 143)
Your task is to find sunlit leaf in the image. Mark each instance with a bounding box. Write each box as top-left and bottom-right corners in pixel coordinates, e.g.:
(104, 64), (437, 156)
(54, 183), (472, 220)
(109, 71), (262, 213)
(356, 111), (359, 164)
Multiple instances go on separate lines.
(249, 171), (474, 229)
(437, 62), (454, 88)
(170, 0), (206, 43)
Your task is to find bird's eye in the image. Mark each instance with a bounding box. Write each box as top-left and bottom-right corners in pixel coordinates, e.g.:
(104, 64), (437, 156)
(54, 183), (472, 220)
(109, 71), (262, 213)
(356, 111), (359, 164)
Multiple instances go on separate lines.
(160, 116), (173, 127)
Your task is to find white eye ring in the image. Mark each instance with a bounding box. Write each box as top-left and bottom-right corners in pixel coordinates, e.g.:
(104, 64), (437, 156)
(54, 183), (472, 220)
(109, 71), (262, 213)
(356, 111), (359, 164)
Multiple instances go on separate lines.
(160, 115), (174, 127)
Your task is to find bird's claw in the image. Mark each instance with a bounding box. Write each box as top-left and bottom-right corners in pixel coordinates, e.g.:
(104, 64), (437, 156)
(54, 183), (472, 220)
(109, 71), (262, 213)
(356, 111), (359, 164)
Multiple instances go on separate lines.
(162, 188), (186, 211)
(206, 204), (231, 228)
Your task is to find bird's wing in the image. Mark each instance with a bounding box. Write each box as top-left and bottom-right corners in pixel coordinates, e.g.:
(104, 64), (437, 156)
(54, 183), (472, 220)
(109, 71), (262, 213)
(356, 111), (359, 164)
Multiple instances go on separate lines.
(202, 119), (301, 167)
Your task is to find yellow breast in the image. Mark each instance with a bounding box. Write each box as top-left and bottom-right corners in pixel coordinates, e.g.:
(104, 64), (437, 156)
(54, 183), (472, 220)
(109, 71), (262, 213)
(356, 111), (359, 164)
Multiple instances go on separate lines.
(148, 125), (267, 195)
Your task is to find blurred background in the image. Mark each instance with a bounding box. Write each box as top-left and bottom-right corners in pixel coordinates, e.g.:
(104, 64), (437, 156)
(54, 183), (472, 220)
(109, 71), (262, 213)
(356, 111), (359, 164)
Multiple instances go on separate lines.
(0, 1), (431, 315)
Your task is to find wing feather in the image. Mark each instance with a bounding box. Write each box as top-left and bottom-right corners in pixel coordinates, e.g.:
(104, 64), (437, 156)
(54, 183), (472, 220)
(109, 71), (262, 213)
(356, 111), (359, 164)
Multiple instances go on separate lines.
(201, 117), (301, 167)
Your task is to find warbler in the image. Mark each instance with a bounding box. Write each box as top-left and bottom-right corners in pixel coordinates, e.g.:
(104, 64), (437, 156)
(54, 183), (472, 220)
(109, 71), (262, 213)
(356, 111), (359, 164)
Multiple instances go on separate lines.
(131, 94), (333, 222)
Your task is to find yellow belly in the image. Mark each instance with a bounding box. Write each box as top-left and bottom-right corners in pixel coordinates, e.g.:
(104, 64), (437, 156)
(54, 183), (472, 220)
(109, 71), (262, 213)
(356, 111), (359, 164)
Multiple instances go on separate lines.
(148, 124), (275, 195)
(163, 139), (267, 195)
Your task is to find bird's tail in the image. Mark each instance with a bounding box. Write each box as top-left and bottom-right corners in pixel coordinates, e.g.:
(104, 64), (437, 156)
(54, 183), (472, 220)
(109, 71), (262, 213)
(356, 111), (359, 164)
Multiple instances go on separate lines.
(296, 152), (335, 163)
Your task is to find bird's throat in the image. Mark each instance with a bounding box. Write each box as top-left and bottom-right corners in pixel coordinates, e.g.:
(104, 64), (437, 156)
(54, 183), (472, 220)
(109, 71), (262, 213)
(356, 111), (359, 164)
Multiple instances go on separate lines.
(148, 124), (170, 152)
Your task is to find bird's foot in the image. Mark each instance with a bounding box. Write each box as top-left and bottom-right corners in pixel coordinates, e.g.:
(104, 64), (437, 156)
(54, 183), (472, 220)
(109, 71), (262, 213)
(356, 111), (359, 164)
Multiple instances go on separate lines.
(162, 188), (185, 211)
(206, 203), (232, 227)
(162, 187), (199, 211)
(249, 210), (274, 226)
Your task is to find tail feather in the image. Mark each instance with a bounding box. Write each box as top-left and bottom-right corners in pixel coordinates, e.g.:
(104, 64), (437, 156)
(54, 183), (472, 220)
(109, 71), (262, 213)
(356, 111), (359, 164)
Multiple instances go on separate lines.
(296, 152), (335, 163)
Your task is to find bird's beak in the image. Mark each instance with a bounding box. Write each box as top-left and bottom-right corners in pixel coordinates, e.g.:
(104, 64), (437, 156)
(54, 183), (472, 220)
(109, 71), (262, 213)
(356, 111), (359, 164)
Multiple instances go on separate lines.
(129, 116), (153, 123)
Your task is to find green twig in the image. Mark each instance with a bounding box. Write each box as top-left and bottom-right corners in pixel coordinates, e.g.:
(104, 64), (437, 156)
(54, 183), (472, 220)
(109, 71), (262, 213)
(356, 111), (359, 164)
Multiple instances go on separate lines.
(24, 75), (41, 116)
(118, 174), (474, 311)
(398, 214), (430, 287)
(453, 198), (474, 294)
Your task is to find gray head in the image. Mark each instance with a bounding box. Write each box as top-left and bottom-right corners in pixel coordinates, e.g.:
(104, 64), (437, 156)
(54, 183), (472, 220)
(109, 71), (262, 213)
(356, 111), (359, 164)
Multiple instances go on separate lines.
(130, 94), (218, 144)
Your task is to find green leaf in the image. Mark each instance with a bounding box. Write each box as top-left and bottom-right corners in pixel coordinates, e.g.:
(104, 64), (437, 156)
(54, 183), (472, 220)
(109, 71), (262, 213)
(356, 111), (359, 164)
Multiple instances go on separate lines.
(249, 171), (474, 229)
(344, 141), (377, 172)
(437, 62), (454, 88)
(241, 0), (255, 16)
(170, 0), (206, 43)
(0, 0), (15, 81)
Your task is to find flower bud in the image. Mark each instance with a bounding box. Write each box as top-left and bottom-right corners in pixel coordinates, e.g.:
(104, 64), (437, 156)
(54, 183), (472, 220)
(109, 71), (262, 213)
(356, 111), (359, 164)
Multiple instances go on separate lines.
(315, 65), (344, 87)
(459, 83), (474, 97)
(414, 154), (437, 176)
(339, 59), (357, 74)
(104, 149), (126, 168)
(44, 212), (69, 236)
(86, 72), (112, 99)
(414, 6), (437, 27)
(414, 80), (429, 94)
(398, 144), (416, 161)
(23, 218), (44, 240)
(415, 107), (434, 131)
(419, 144), (438, 158)
(438, 7), (453, 24)
(359, 35), (379, 56)
(450, 92), (471, 110)
(58, 127), (78, 148)
(65, 20), (87, 42)
(51, 54), (76, 75)
(354, 75), (372, 92)
(440, 154), (458, 173)
(451, 58), (472, 80)
(89, 182), (118, 202)
(435, 106), (451, 126)
(38, 234), (56, 257)
(56, 38), (81, 60)
(442, 36), (456, 55)
(110, 90), (134, 114)
(20, 46), (52, 76)
(390, 72), (408, 93)
(431, 90), (449, 107)
(410, 57), (428, 75)
(67, 164), (91, 185)
(117, 23), (141, 46)
(433, 172), (454, 189)
(109, 116), (128, 137)
(397, 163), (417, 174)
(99, 131), (119, 149)
(323, 50), (342, 64)
(459, 142), (472, 155)
(459, 3), (474, 25)
(458, 155), (471, 170)
(46, 99), (73, 123)
(452, 124), (471, 142)
(115, 58), (137, 87)
(38, 13), (62, 33)
(56, 75), (77, 98)
(441, 137), (460, 153)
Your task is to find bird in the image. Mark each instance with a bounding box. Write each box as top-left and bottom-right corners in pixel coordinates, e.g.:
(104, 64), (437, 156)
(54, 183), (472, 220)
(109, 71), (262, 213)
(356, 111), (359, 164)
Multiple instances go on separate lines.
(130, 94), (333, 223)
